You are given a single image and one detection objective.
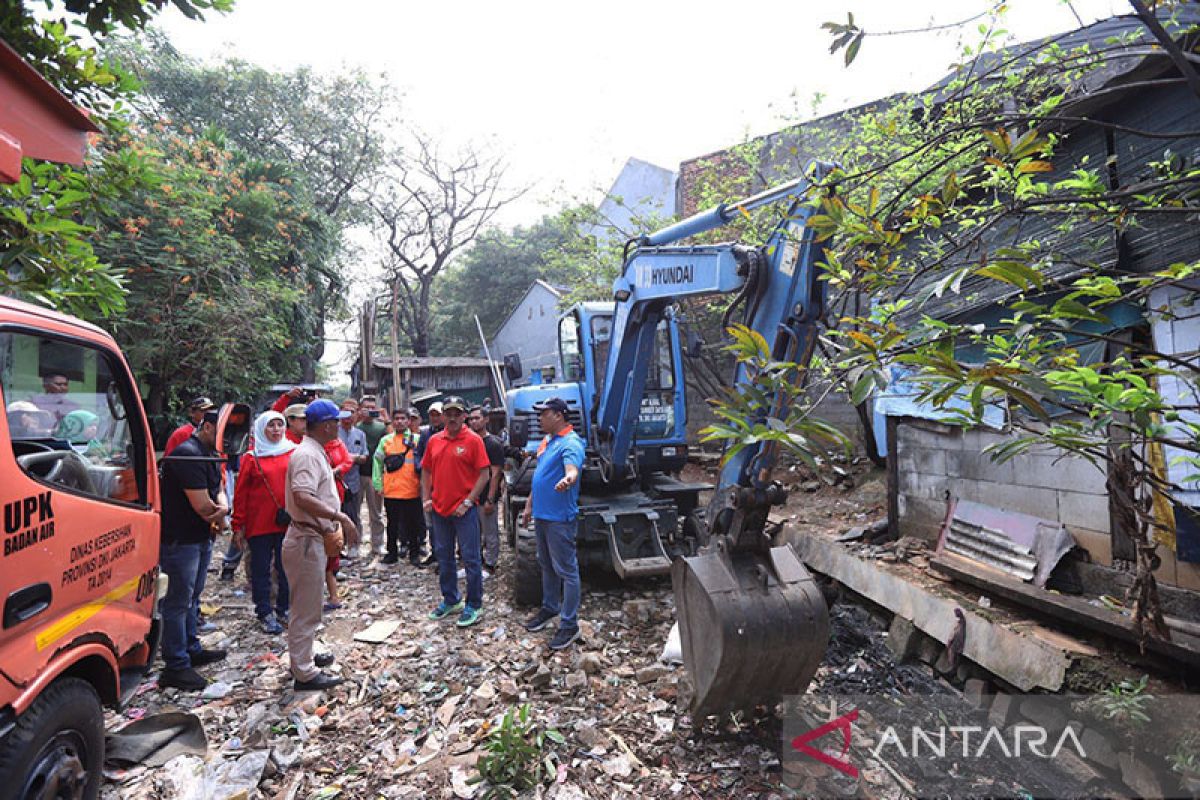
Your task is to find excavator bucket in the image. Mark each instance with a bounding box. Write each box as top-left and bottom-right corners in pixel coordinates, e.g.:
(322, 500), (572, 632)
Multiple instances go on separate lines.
(672, 543), (829, 717)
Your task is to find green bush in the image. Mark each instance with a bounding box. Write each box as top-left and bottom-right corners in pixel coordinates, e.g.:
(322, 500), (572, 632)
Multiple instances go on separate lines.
(472, 704), (565, 799)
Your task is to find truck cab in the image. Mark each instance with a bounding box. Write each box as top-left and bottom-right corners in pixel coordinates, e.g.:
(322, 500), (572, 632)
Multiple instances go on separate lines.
(0, 297), (162, 799)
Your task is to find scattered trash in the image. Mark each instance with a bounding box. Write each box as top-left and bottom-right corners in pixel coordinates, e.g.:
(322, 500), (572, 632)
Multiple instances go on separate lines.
(200, 680), (233, 700)
(105, 712), (208, 769)
(659, 621), (683, 665)
(352, 618), (402, 643)
(162, 750), (269, 800)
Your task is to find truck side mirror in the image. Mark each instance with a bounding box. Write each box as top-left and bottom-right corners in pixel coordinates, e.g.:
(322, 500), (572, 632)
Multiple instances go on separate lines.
(503, 353), (522, 382)
(686, 331), (704, 359)
(510, 417), (530, 450)
(216, 402), (252, 458)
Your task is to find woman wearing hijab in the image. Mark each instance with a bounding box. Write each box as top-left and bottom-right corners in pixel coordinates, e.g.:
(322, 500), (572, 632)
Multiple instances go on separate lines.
(232, 411), (297, 634)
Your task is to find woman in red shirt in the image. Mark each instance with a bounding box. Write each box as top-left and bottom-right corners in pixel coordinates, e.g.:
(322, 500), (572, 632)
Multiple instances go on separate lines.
(232, 411), (297, 634)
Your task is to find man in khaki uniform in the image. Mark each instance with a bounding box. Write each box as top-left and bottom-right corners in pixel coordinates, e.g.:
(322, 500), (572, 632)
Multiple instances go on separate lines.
(282, 399), (359, 691)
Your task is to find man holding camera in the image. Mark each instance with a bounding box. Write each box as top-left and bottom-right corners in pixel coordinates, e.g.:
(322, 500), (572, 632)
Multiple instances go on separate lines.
(282, 399), (359, 691)
(357, 395), (389, 556)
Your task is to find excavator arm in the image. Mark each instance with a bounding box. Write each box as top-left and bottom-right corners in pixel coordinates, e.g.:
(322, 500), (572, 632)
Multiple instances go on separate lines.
(596, 162), (835, 716)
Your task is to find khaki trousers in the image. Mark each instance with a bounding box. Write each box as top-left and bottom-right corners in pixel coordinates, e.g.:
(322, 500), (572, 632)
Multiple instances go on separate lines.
(281, 529), (325, 681)
(361, 480), (386, 552)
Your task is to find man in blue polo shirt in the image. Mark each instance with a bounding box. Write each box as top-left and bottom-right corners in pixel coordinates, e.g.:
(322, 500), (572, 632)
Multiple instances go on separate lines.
(520, 397), (586, 649)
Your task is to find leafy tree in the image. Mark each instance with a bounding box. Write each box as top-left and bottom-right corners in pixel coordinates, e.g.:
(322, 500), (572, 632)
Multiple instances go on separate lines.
(90, 123), (325, 424)
(699, 4), (1200, 639)
(113, 38), (395, 379)
(0, 0), (230, 315)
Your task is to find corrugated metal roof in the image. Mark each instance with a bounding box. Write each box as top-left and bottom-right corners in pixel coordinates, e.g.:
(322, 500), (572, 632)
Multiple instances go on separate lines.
(372, 356), (498, 369)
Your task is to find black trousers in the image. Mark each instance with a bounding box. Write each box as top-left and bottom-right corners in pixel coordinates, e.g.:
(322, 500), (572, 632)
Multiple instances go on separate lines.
(385, 497), (426, 557)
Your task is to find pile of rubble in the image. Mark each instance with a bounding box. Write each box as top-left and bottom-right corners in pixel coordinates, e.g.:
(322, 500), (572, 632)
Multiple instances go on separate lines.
(101, 546), (800, 799)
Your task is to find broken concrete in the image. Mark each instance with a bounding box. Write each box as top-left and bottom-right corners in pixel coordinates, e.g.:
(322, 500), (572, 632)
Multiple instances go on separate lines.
(789, 530), (1070, 691)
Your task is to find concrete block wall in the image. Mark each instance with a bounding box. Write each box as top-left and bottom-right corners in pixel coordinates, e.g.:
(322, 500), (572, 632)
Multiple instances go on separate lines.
(894, 418), (1113, 565)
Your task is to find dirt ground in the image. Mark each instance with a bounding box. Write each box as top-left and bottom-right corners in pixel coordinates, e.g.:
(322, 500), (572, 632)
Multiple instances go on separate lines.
(95, 459), (1085, 798)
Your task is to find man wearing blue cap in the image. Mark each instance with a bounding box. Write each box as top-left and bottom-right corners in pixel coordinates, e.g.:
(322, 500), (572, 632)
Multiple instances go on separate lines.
(282, 399), (360, 691)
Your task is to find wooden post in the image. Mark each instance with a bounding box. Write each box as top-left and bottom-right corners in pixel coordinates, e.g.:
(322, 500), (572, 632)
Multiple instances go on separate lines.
(390, 278), (402, 413)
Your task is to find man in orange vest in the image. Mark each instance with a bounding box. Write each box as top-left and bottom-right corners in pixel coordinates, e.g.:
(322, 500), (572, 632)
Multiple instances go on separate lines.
(373, 408), (425, 566)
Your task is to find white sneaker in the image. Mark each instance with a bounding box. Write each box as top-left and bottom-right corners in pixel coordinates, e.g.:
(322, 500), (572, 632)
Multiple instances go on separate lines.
(482, 570), (491, 581)
(456, 568), (466, 580)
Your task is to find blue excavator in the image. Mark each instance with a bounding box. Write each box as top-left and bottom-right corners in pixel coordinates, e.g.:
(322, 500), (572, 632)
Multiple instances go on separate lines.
(505, 163), (833, 715)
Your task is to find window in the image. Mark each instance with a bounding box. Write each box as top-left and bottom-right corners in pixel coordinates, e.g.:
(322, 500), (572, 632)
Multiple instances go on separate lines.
(560, 314), (584, 382)
(590, 315), (675, 394)
(646, 323), (676, 390)
(1, 332), (147, 505)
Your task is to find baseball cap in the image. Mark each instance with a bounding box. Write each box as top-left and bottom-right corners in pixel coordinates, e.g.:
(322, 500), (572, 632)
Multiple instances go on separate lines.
(306, 398), (350, 424)
(428, 401), (444, 414)
(7, 401), (39, 413)
(284, 403), (308, 419)
(533, 397), (570, 415)
(189, 396), (215, 411)
(441, 396), (467, 412)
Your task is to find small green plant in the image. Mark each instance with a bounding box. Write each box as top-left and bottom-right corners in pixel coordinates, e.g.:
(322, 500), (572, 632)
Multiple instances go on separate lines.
(1094, 674), (1153, 728)
(1168, 732), (1200, 778)
(471, 704), (565, 799)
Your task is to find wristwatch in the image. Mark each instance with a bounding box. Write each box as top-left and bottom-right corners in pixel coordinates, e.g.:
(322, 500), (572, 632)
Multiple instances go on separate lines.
(462, 497), (476, 507)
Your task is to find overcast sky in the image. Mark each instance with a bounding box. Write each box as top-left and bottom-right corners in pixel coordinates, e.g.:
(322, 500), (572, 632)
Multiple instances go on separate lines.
(155, 0), (1128, 372)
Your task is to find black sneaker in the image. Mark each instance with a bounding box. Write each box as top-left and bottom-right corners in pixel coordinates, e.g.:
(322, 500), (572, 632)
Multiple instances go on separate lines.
(159, 667), (207, 691)
(314, 652), (335, 668)
(523, 608), (557, 632)
(189, 648), (227, 667)
(420, 554), (437, 567)
(294, 672), (343, 691)
(409, 554), (423, 567)
(548, 626), (581, 650)
(381, 553), (399, 565)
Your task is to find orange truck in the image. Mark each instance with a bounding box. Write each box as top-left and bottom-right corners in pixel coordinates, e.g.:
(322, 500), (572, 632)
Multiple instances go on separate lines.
(0, 299), (165, 798)
(0, 39), (253, 798)
(0, 298), (251, 798)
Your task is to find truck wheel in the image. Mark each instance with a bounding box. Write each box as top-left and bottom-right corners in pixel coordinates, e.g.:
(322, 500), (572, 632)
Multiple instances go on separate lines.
(0, 677), (103, 800)
(513, 528), (542, 608)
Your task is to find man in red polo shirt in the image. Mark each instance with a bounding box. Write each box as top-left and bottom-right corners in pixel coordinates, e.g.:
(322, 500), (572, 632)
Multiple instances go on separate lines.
(420, 396), (490, 627)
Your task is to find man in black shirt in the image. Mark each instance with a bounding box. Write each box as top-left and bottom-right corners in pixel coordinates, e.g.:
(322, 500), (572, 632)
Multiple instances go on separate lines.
(468, 406), (506, 572)
(158, 410), (229, 690)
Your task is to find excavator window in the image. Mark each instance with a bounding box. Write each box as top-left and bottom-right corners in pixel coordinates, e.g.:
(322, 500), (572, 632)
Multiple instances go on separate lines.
(559, 314), (583, 382)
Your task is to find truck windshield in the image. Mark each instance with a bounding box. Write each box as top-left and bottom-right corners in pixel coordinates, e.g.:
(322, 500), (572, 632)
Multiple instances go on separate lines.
(0, 332), (146, 505)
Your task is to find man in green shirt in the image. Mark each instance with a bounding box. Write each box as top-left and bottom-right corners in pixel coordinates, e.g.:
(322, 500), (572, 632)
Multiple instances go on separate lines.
(357, 394), (389, 557)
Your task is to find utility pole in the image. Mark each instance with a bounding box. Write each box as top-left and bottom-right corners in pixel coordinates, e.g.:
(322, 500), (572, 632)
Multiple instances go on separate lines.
(389, 278), (402, 411)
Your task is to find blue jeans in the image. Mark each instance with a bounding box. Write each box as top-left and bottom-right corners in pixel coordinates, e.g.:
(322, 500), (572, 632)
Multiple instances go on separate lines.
(431, 507), (483, 609)
(159, 539), (212, 670)
(248, 533), (289, 620)
(535, 518), (580, 629)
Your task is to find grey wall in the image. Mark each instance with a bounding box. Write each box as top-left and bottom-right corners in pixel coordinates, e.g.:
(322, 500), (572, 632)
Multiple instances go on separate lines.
(491, 284), (562, 381)
(894, 419), (1112, 562)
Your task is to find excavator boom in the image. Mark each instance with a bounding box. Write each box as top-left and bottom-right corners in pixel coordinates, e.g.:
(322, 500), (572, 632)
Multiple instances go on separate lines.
(597, 162), (835, 715)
